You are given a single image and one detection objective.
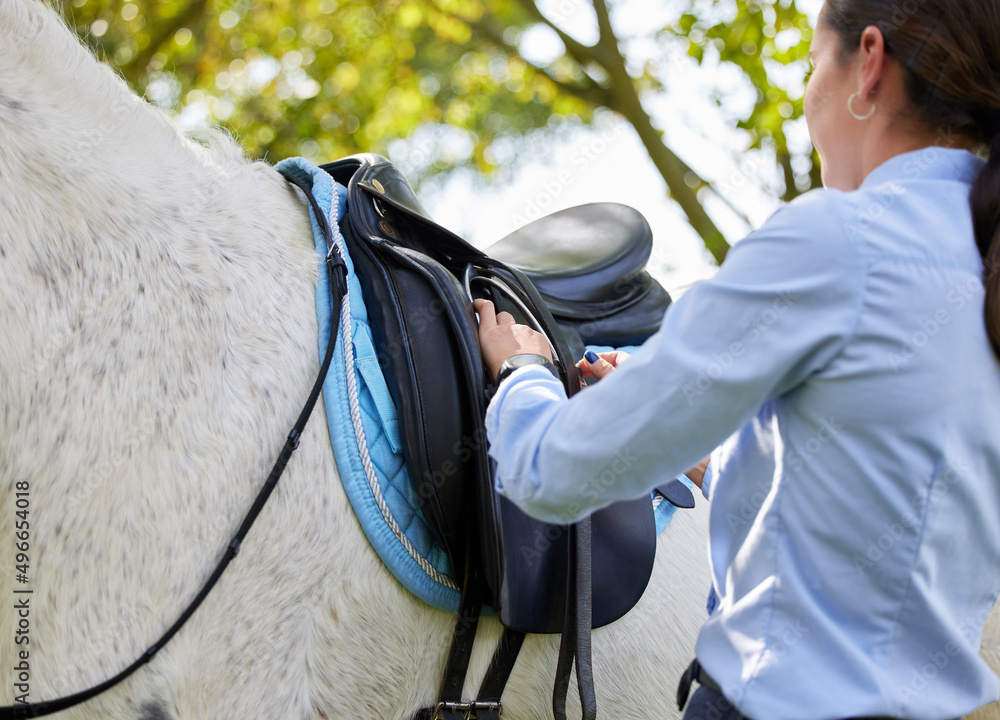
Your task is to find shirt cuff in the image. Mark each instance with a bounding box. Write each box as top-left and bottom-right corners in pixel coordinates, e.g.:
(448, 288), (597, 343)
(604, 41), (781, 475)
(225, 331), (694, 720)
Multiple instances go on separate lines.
(484, 363), (567, 497)
(701, 461), (715, 500)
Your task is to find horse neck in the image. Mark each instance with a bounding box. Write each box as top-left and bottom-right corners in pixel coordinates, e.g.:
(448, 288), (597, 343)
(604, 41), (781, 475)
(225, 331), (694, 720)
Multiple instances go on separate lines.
(0, 0), (321, 603)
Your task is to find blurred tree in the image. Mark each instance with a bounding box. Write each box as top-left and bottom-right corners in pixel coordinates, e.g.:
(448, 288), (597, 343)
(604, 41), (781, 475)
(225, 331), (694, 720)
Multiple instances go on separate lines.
(60, 0), (817, 263)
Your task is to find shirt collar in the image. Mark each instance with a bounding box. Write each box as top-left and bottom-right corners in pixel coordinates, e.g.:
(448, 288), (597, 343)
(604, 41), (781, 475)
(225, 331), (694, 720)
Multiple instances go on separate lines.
(860, 147), (984, 190)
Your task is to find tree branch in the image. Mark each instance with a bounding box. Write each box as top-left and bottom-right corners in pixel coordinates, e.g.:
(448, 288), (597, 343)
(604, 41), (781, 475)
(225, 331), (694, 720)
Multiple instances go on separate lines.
(574, 1), (731, 260)
(435, 3), (611, 107)
(510, 0), (609, 69)
(438, 0), (732, 261)
(591, 0), (614, 47)
(779, 150), (800, 202)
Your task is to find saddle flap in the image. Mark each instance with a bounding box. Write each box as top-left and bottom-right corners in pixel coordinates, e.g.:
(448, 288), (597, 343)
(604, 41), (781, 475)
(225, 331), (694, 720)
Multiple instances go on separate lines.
(485, 495), (657, 634)
(348, 232), (487, 577)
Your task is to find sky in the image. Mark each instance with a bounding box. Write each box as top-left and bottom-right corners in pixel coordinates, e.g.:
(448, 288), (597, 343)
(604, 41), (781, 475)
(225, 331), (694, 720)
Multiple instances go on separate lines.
(420, 0), (823, 297)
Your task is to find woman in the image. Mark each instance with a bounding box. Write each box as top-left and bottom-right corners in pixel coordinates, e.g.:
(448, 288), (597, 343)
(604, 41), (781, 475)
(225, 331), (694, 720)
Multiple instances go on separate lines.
(473, 1), (1000, 718)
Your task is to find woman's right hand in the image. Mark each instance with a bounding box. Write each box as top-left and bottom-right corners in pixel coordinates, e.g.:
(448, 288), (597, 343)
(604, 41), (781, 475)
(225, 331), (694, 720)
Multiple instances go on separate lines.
(578, 351), (630, 381)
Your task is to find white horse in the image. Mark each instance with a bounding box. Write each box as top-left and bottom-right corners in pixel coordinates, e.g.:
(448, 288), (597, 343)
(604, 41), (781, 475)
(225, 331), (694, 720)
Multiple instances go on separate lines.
(1, 2), (998, 719)
(0, 1), (711, 718)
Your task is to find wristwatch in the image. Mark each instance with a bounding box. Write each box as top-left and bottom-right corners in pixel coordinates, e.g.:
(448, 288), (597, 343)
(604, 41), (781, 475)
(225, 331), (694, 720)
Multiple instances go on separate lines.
(495, 353), (559, 385)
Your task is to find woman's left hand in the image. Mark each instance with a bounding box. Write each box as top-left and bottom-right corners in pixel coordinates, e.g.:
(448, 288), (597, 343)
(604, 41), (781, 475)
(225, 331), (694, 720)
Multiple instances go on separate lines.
(578, 351), (629, 381)
(474, 299), (553, 383)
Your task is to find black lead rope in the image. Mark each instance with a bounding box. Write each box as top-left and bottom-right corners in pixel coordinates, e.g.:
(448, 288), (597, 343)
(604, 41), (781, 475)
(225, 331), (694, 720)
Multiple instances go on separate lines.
(0, 172), (346, 720)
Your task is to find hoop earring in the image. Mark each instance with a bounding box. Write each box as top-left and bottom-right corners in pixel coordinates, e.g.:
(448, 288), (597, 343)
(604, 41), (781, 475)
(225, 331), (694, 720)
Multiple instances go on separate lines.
(848, 93), (876, 121)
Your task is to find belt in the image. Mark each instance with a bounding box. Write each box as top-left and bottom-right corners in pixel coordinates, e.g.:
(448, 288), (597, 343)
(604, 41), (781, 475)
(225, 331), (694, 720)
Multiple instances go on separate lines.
(676, 658), (721, 711)
(676, 659), (958, 720)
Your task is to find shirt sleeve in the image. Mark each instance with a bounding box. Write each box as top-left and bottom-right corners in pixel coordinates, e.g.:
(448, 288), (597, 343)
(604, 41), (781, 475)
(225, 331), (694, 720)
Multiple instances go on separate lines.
(485, 189), (866, 524)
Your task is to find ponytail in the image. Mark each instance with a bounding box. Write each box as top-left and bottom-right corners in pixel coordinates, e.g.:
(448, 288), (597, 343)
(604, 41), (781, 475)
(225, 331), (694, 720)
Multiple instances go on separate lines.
(970, 131), (1000, 359)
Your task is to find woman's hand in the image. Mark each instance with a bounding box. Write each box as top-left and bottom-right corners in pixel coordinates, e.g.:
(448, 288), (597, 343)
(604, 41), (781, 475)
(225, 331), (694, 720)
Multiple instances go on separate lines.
(578, 351), (630, 381)
(474, 299), (553, 383)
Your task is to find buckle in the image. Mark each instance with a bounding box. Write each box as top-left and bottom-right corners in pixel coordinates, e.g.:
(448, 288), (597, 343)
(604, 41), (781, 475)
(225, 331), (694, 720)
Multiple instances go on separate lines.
(432, 701), (503, 720)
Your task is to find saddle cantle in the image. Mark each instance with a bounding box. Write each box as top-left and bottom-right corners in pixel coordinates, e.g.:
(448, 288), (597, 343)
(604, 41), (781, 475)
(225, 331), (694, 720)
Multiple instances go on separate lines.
(317, 154), (674, 718)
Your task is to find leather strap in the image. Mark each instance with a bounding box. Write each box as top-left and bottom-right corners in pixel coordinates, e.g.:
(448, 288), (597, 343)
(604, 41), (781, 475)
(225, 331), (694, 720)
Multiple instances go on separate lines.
(415, 503), (486, 720)
(416, 625), (526, 720)
(656, 478), (696, 509)
(476, 627), (527, 703)
(553, 519), (597, 720)
(436, 562), (483, 719)
(677, 658), (722, 711)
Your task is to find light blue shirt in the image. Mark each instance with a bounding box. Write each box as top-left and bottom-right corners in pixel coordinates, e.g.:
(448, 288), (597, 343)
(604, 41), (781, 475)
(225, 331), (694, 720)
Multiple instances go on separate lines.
(485, 148), (1000, 719)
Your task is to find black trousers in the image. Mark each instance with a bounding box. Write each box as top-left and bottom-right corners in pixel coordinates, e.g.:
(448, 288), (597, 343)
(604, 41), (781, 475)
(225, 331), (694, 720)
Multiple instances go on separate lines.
(681, 685), (745, 720)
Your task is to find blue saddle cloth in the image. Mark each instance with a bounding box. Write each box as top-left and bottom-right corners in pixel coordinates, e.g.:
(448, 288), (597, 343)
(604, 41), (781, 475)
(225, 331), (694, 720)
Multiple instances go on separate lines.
(277, 157), (690, 614)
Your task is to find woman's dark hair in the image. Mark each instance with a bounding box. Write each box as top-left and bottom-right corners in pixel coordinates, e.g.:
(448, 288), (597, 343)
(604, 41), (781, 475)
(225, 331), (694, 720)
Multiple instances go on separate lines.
(823, 0), (1000, 359)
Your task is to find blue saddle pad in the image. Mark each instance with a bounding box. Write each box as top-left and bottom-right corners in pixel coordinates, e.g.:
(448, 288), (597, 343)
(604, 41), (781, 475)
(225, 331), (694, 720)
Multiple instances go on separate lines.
(277, 158), (690, 614)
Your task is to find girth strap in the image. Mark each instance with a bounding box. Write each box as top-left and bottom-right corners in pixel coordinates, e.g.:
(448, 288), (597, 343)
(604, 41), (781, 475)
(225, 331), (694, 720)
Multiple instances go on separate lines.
(434, 557), (484, 719)
(415, 534), (528, 720)
(476, 627), (526, 705)
(553, 520), (597, 720)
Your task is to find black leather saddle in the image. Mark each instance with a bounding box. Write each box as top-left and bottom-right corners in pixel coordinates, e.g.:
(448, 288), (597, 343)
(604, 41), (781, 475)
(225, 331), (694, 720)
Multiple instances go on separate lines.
(318, 154), (674, 718)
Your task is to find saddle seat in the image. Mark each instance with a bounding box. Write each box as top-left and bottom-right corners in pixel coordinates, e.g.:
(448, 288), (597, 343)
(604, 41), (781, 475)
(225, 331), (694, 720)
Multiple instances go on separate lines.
(487, 204), (672, 353)
(486, 203), (651, 304)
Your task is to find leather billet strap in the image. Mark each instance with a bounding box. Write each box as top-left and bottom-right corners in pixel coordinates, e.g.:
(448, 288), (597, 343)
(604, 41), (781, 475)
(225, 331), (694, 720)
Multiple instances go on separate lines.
(0, 172), (347, 720)
(434, 553), (484, 720)
(553, 520), (597, 720)
(476, 627), (527, 707)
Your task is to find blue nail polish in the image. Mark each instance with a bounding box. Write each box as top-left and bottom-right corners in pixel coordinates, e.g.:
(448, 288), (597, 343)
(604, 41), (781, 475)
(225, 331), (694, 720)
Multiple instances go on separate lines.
(585, 351), (600, 364)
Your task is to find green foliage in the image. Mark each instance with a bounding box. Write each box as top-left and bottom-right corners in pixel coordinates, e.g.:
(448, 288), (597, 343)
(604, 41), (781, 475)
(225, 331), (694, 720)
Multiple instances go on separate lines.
(59, 0), (820, 257)
(61, 0), (592, 173)
(668, 0), (821, 197)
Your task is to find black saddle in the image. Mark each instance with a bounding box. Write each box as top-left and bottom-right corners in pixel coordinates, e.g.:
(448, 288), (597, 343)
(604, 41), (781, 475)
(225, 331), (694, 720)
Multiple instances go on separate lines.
(319, 154), (674, 720)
